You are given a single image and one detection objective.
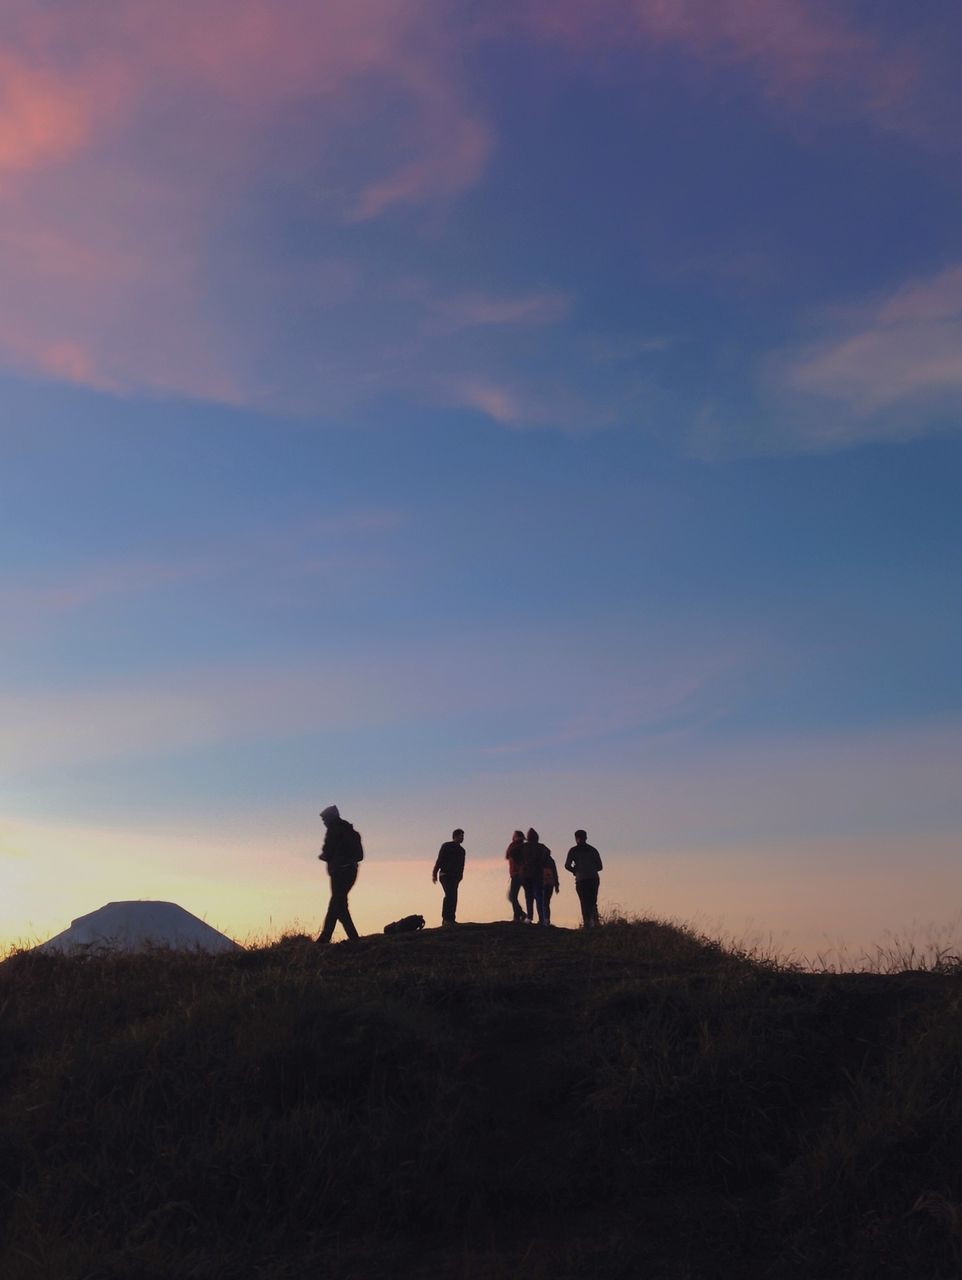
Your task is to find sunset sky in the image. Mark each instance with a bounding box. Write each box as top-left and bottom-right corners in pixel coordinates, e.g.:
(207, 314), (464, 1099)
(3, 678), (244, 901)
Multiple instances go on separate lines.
(2, 0), (961, 957)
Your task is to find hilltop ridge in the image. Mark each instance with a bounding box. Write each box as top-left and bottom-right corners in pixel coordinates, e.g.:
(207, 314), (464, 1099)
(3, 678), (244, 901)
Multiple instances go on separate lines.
(1, 920), (960, 1278)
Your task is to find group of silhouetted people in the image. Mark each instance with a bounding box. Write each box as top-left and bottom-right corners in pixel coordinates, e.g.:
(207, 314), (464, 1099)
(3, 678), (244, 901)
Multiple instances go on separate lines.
(316, 805), (604, 943)
(503, 828), (602, 928)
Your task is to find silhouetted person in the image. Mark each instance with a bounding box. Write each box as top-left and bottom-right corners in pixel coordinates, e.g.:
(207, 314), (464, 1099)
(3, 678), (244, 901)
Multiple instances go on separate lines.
(542, 846), (561, 925)
(317, 805), (363, 943)
(505, 829), (526, 922)
(565, 829), (603, 928)
(432, 828), (466, 927)
(522, 828), (550, 926)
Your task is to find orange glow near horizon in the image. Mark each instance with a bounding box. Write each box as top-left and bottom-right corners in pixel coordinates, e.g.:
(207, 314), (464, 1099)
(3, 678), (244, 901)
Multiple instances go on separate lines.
(3, 817), (959, 969)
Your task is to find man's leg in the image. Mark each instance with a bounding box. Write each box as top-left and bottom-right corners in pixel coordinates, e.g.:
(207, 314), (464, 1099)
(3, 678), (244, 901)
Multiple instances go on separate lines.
(575, 878), (591, 928)
(440, 874), (459, 923)
(318, 885), (339, 942)
(439, 874), (450, 923)
(586, 875), (600, 926)
(522, 879), (534, 921)
(532, 882), (546, 926)
(508, 876), (525, 921)
(333, 865), (360, 940)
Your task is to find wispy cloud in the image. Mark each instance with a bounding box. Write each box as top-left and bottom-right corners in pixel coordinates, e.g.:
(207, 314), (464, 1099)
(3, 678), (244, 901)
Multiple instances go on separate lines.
(441, 371), (645, 431)
(484, 657), (737, 755)
(0, 657), (452, 773)
(449, 378), (527, 426)
(586, 334), (674, 363)
(0, 559), (202, 623)
(431, 291), (570, 331)
(0, 508), (406, 635)
(0, 621), (756, 772)
(767, 261), (962, 449)
(517, 0), (917, 125)
(0, 1), (489, 203)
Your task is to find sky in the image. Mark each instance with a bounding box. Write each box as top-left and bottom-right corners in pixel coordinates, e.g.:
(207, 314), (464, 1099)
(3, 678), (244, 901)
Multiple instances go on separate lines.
(2, 0), (961, 959)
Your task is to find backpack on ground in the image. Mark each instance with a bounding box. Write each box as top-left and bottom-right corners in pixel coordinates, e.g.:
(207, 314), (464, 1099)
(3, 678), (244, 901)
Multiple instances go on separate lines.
(383, 914), (425, 935)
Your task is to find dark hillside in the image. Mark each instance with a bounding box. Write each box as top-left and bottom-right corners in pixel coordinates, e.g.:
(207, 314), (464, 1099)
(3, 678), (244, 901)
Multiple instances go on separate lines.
(1, 921), (961, 1279)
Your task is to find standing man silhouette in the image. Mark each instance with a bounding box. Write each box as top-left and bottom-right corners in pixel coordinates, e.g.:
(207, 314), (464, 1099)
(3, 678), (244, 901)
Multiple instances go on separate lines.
(316, 805), (363, 943)
(542, 845), (561, 924)
(522, 828), (551, 926)
(565, 829), (603, 928)
(432, 828), (466, 927)
(505, 829), (526, 922)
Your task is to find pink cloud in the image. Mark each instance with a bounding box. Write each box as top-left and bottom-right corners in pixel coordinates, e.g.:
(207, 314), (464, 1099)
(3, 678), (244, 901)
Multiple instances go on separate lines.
(877, 264), (962, 326)
(0, 55), (98, 171)
(434, 290), (570, 329)
(442, 371), (640, 431)
(518, 0), (916, 121)
(774, 261), (962, 435)
(350, 117), (491, 223)
(452, 378), (526, 425)
(0, 0), (491, 397)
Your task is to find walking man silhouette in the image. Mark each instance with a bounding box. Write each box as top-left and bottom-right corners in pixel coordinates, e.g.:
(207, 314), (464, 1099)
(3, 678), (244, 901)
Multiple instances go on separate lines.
(565, 829), (603, 928)
(316, 805), (363, 943)
(432, 828), (466, 927)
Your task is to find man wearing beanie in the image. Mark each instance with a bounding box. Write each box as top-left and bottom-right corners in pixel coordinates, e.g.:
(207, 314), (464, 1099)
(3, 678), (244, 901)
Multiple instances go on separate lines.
(317, 805), (364, 943)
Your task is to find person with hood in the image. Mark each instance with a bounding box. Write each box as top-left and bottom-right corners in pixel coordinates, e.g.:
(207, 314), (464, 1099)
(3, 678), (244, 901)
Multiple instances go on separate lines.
(505, 829), (526, 923)
(316, 805), (364, 943)
(564, 829), (603, 928)
(542, 846), (561, 925)
(432, 828), (466, 927)
(521, 828), (551, 926)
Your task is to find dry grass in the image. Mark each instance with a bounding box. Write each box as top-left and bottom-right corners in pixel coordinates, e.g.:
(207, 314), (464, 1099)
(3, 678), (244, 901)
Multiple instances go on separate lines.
(1, 918), (960, 1278)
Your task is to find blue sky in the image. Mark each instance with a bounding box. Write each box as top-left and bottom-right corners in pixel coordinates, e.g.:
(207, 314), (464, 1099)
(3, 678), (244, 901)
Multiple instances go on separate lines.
(1, 0), (961, 951)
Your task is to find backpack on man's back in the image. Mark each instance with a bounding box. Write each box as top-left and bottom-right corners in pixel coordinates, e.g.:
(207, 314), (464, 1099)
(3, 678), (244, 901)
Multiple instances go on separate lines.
(345, 823), (364, 862)
(322, 819), (364, 866)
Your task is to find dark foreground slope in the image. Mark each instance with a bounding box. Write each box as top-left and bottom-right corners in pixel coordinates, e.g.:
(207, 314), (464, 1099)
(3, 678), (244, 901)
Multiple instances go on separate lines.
(1, 921), (961, 1280)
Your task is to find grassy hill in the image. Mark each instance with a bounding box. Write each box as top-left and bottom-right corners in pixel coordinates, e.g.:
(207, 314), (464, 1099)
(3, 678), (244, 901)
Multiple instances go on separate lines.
(1, 920), (960, 1279)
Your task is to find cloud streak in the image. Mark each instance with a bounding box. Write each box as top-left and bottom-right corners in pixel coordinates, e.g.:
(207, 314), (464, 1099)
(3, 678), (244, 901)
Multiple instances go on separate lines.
(518, 0), (916, 124)
(765, 261), (962, 449)
(0, 622), (753, 772)
(431, 291), (570, 331)
(0, 508), (406, 636)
